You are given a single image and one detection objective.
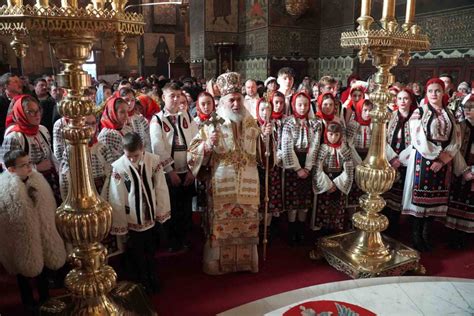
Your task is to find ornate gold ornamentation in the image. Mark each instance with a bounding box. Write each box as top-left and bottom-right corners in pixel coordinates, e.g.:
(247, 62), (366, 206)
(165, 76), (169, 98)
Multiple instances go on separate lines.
(317, 0), (430, 278)
(0, 0), (150, 314)
(318, 238), (340, 248)
(397, 249), (419, 259)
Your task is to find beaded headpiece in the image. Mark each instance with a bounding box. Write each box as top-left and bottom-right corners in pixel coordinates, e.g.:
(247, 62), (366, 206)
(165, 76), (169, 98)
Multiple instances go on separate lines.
(216, 72), (241, 96)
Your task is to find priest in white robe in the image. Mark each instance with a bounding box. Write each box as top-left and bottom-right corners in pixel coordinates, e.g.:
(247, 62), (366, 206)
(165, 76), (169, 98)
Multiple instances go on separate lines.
(187, 72), (269, 275)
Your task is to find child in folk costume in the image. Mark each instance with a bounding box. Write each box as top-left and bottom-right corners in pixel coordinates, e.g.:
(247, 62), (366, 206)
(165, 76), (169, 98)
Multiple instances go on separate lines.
(59, 114), (115, 198)
(193, 92), (217, 214)
(98, 96), (132, 162)
(150, 82), (198, 252)
(281, 92), (322, 245)
(312, 122), (354, 233)
(341, 85), (366, 125)
(383, 88), (417, 230)
(256, 97), (284, 240)
(0, 150), (66, 311)
(400, 78), (461, 252)
(194, 92), (216, 126)
(346, 99), (373, 165)
(61, 114), (121, 256)
(316, 92), (343, 131)
(446, 95), (474, 249)
(53, 117), (67, 167)
(119, 87), (152, 152)
(344, 99), (373, 225)
(108, 132), (171, 293)
(1, 95), (61, 205)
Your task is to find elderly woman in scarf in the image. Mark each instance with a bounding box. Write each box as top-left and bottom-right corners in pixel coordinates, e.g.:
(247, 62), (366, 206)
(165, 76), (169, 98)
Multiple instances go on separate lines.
(1, 95), (61, 205)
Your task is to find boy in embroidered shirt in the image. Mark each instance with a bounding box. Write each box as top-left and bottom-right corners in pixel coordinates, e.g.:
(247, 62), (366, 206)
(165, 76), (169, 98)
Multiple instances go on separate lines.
(109, 132), (171, 293)
(150, 82), (198, 252)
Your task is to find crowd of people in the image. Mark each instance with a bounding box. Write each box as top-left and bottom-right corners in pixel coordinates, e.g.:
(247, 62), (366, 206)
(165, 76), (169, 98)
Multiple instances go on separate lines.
(0, 68), (472, 312)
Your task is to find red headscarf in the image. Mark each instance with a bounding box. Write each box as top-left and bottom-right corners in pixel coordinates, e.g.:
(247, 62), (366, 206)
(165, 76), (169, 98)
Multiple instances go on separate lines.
(291, 92), (311, 119)
(354, 99), (372, 126)
(9, 95), (40, 136)
(137, 94), (160, 122)
(256, 97), (273, 125)
(317, 92), (336, 121)
(100, 97), (126, 130)
(341, 75), (362, 103)
(196, 91), (216, 122)
(424, 78), (448, 107)
(344, 85), (366, 113)
(269, 91), (285, 120)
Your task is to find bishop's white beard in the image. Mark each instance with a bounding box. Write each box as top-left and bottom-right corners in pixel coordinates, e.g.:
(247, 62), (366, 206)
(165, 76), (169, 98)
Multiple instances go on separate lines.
(217, 96), (247, 123)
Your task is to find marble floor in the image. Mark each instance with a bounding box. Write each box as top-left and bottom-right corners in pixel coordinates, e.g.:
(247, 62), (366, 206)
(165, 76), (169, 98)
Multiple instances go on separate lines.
(219, 276), (474, 316)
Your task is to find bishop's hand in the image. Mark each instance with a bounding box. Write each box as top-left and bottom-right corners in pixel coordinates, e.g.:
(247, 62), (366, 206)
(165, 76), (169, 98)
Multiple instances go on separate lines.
(209, 130), (219, 146)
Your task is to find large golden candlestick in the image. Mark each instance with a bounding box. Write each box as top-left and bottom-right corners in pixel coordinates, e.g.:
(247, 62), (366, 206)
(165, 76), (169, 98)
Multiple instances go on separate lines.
(316, 0), (430, 278)
(0, 1), (156, 314)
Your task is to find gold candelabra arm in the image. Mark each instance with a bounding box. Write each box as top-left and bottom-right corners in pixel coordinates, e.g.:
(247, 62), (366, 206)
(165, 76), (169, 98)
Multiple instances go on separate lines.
(357, 0), (374, 31)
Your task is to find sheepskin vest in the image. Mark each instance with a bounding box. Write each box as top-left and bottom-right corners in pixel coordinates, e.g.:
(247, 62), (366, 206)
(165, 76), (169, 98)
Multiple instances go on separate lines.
(0, 170), (66, 277)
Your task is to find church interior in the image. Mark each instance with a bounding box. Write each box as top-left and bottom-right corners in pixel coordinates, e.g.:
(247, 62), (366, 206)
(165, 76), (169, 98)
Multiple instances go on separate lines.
(0, 0), (473, 315)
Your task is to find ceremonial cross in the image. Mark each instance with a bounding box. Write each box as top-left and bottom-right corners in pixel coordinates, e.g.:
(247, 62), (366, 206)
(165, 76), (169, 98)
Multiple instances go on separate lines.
(204, 112), (225, 129)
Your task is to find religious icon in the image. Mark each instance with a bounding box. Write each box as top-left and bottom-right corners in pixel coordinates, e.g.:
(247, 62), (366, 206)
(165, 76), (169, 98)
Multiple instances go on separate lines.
(153, 36), (170, 77)
(212, 0), (231, 24)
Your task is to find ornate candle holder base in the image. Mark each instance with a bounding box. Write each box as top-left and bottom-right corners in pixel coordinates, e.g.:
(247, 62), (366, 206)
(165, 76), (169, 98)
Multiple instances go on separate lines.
(317, 231), (422, 279)
(40, 281), (157, 315)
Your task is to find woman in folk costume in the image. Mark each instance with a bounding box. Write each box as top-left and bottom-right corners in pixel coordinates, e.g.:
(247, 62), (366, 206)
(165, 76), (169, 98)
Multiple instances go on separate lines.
(256, 97), (284, 239)
(98, 96), (132, 162)
(388, 86), (401, 112)
(1, 95), (61, 205)
(446, 95), (474, 249)
(383, 88), (418, 223)
(341, 85), (366, 125)
(312, 122), (354, 234)
(400, 78), (461, 252)
(281, 92), (322, 245)
(119, 87), (152, 152)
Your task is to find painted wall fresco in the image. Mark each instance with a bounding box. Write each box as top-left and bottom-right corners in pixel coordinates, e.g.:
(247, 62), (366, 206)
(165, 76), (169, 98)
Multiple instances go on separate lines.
(268, 0), (319, 29)
(153, 4), (177, 25)
(239, 0), (268, 30)
(205, 0), (239, 33)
